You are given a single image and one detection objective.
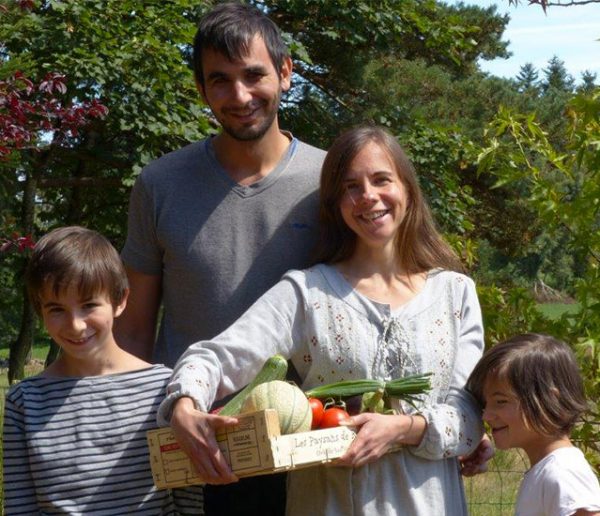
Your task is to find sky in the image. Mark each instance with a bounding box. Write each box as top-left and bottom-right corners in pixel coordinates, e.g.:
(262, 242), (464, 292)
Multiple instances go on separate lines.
(448, 1), (600, 83)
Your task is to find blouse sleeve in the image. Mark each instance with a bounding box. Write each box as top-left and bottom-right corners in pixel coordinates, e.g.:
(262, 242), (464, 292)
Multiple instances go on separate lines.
(409, 276), (485, 460)
(2, 386), (39, 515)
(157, 273), (307, 425)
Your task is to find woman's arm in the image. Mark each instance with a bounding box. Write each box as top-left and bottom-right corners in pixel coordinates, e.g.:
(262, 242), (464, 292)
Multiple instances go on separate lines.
(409, 276), (485, 461)
(156, 274), (308, 483)
(157, 275), (306, 423)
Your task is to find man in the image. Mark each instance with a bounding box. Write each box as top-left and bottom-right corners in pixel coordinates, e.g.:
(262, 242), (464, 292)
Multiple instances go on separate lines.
(116, 3), (326, 515)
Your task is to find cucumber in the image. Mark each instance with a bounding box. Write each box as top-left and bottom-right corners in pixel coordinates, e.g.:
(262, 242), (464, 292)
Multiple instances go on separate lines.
(219, 354), (289, 416)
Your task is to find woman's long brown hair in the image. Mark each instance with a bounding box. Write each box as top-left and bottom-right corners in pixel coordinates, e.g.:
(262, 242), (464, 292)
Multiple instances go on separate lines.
(312, 125), (463, 274)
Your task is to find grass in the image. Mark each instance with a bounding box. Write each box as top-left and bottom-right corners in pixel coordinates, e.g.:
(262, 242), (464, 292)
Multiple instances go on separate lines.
(465, 449), (528, 515)
(538, 302), (579, 320)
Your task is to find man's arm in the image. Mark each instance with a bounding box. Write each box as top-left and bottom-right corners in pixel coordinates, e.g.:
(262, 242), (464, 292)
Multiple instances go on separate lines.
(114, 265), (162, 362)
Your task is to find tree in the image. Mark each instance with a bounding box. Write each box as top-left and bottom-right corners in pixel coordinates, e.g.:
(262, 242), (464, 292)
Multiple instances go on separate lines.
(542, 55), (575, 93)
(479, 92), (600, 466)
(0, 70), (110, 381)
(0, 0), (211, 380)
(578, 70), (598, 95)
(515, 62), (540, 93)
(508, 0), (600, 11)
(268, 0), (510, 147)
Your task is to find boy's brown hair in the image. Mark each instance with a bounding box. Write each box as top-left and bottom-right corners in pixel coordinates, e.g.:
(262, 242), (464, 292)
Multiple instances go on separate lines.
(466, 333), (588, 437)
(26, 226), (128, 315)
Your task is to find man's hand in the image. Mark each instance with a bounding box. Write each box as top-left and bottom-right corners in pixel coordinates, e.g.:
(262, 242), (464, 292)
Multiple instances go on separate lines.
(170, 397), (240, 484)
(459, 433), (494, 477)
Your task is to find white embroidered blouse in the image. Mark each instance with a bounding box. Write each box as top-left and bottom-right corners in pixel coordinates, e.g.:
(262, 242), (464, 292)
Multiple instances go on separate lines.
(159, 264), (485, 515)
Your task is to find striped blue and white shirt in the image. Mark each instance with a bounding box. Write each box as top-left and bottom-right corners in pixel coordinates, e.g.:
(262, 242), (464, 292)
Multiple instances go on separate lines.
(2, 364), (202, 515)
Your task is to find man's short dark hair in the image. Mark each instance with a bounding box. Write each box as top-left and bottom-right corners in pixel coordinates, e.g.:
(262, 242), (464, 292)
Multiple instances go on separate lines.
(193, 2), (289, 88)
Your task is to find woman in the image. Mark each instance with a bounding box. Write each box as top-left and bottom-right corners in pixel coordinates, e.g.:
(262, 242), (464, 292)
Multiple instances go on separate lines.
(158, 126), (484, 515)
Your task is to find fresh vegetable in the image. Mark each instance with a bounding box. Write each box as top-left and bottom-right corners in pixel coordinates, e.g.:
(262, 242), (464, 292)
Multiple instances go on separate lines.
(384, 373), (434, 408)
(308, 397), (324, 429)
(360, 389), (385, 413)
(219, 355), (289, 416)
(319, 406), (351, 428)
(305, 379), (384, 399)
(304, 373), (432, 410)
(241, 380), (312, 434)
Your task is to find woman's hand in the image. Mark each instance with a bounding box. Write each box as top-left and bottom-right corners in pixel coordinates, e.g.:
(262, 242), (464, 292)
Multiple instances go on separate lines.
(459, 433), (495, 477)
(170, 397), (240, 484)
(336, 412), (426, 468)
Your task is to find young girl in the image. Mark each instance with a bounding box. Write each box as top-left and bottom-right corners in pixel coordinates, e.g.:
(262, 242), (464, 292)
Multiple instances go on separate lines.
(467, 333), (600, 516)
(158, 126), (485, 515)
(2, 226), (202, 515)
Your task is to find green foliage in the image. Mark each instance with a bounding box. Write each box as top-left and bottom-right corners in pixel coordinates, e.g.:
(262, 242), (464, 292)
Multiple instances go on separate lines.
(476, 284), (549, 347)
(1, 0), (212, 374)
(479, 88), (600, 459)
(399, 124), (477, 235)
(272, 0), (510, 147)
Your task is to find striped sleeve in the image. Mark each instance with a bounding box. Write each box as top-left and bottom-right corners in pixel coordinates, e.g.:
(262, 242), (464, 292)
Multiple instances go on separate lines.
(3, 385), (39, 515)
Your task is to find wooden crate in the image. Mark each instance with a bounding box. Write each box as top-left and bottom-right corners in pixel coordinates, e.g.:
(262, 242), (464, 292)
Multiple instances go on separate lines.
(147, 409), (357, 489)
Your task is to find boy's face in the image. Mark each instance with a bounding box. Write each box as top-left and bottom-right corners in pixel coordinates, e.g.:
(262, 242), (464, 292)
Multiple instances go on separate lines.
(199, 34), (292, 142)
(482, 375), (538, 455)
(40, 283), (126, 364)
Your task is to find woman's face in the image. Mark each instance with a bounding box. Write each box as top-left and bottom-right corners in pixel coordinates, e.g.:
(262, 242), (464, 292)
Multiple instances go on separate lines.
(338, 141), (409, 252)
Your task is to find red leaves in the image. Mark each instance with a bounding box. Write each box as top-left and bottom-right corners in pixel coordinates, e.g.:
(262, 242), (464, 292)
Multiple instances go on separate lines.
(38, 73), (67, 95)
(0, 72), (109, 159)
(16, 0), (36, 10)
(0, 233), (35, 254)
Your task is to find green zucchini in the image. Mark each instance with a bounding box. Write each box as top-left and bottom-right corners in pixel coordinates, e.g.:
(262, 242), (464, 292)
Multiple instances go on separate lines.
(219, 354), (289, 416)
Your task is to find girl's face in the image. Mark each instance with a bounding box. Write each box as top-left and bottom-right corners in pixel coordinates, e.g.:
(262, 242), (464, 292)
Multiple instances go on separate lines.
(482, 375), (541, 457)
(339, 141), (408, 252)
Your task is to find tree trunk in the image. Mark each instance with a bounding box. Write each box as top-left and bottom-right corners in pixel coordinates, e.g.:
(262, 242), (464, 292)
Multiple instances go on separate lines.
(8, 285), (36, 384)
(8, 160), (39, 383)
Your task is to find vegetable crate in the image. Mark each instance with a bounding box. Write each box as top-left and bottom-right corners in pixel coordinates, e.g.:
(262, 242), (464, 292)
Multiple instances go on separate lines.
(147, 409), (357, 488)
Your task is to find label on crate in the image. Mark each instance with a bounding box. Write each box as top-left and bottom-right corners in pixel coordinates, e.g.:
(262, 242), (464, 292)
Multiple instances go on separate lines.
(271, 426), (357, 468)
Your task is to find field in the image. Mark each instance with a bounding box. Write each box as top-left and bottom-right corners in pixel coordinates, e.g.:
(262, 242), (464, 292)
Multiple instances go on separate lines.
(537, 302), (579, 319)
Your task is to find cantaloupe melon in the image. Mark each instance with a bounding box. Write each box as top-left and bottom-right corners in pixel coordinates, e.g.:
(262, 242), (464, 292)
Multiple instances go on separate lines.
(240, 380), (312, 434)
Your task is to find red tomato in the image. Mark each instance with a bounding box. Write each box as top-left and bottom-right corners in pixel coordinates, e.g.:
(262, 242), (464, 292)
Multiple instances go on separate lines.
(308, 398), (324, 429)
(319, 407), (350, 429)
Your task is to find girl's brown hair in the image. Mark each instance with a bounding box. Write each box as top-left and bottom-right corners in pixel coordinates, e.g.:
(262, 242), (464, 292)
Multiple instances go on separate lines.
(26, 226), (128, 315)
(466, 333), (588, 437)
(312, 125), (463, 273)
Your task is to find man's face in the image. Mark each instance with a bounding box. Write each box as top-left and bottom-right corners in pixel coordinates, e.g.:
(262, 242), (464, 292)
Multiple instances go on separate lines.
(200, 35), (292, 141)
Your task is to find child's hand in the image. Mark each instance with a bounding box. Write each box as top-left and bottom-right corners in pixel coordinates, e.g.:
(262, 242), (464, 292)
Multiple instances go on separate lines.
(170, 397), (240, 484)
(335, 413), (425, 468)
(459, 433), (494, 477)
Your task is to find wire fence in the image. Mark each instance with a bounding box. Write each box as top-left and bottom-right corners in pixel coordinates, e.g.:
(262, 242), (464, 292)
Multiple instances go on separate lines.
(465, 448), (528, 514)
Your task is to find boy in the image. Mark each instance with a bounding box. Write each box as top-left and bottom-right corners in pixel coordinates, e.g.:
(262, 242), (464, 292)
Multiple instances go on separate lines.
(2, 226), (202, 515)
